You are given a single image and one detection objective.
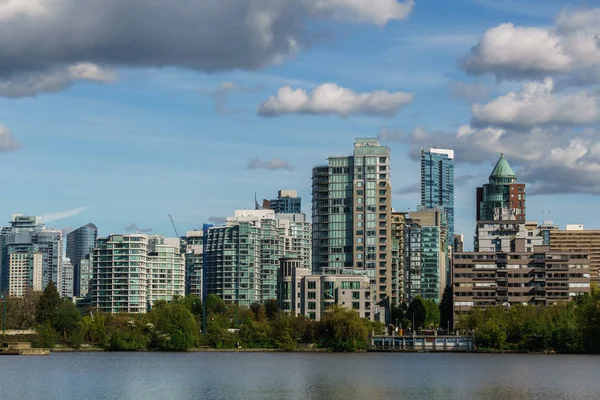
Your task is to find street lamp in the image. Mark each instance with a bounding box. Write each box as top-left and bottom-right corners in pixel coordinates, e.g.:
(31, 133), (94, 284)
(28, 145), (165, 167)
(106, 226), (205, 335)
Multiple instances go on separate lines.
(0, 294), (6, 337)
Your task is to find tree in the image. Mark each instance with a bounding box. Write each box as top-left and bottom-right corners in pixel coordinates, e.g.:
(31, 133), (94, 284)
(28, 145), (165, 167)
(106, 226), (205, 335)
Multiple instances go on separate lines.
(407, 297), (427, 331)
(151, 303), (200, 351)
(52, 299), (83, 343)
(37, 282), (61, 324)
(205, 294), (226, 315)
(423, 299), (440, 328)
(439, 286), (453, 332)
(6, 290), (41, 329)
(264, 299), (279, 320)
(319, 306), (370, 351)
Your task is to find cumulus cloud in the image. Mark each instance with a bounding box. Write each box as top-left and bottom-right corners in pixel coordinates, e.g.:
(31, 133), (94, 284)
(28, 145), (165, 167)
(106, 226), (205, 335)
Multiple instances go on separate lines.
(0, 62), (116, 98)
(258, 83), (414, 117)
(0, 0), (413, 96)
(0, 124), (20, 151)
(462, 9), (600, 82)
(449, 81), (490, 103)
(471, 78), (600, 130)
(124, 223), (152, 234)
(247, 157), (294, 171)
(42, 206), (90, 223)
(208, 216), (227, 225)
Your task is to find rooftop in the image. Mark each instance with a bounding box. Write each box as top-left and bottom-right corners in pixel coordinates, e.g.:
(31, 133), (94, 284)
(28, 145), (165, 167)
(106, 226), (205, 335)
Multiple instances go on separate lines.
(489, 153), (516, 179)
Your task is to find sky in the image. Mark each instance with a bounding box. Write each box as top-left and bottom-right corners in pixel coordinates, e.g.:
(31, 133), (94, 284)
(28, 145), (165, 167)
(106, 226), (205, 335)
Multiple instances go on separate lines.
(1, 0), (599, 248)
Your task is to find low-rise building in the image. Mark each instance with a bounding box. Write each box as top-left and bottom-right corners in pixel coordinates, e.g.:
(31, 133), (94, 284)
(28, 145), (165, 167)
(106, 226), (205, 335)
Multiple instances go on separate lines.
(548, 224), (600, 283)
(453, 246), (591, 315)
(278, 254), (377, 321)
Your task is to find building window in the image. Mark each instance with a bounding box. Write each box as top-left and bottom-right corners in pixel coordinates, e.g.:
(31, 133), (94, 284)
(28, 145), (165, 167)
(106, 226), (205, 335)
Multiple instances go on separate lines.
(308, 302), (316, 310)
(308, 312), (316, 320)
(308, 282), (316, 289)
(352, 302), (360, 310)
(308, 291), (316, 299)
(352, 292), (360, 300)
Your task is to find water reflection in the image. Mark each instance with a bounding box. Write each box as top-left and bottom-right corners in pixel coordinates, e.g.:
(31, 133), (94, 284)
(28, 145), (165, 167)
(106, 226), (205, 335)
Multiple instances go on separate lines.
(0, 353), (598, 400)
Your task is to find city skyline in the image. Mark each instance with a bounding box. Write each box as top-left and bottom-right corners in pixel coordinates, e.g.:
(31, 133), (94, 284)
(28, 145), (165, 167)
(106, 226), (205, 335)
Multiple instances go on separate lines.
(0, 1), (599, 248)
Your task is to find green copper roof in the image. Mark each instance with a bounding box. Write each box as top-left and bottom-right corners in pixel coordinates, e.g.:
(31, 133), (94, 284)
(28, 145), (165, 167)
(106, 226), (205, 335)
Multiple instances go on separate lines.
(489, 153), (516, 179)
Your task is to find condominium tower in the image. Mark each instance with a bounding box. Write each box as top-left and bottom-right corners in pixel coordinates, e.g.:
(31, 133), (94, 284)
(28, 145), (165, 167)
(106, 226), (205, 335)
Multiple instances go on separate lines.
(421, 148), (454, 245)
(476, 154), (525, 221)
(312, 139), (393, 303)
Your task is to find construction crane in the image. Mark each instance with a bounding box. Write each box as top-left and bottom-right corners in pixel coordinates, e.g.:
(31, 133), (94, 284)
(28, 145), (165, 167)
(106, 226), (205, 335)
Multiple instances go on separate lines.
(168, 215), (180, 238)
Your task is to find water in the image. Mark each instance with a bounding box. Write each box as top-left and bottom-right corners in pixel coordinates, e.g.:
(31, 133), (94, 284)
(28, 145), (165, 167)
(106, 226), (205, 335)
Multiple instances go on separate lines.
(1, 352), (599, 400)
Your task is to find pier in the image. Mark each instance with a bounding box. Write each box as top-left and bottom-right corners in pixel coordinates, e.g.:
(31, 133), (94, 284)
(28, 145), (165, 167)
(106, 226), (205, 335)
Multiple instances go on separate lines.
(369, 335), (474, 352)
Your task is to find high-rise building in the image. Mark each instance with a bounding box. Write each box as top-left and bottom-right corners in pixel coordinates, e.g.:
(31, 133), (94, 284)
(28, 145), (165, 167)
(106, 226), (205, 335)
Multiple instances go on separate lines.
(453, 234), (464, 253)
(421, 148), (454, 245)
(312, 138), (393, 303)
(453, 246), (590, 314)
(7, 252), (42, 297)
(475, 220), (544, 253)
(548, 224), (600, 283)
(79, 255), (92, 297)
(92, 234), (149, 313)
(61, 258), (74, 298)
(147, 236), (185, 306)
(91, 234), (184, 313)
(404, 208), (448, 304)
(264, 190), (302, 214)
(66, 223), (98, 297)
(184, 230), (204, 298)
(390, 212), (408, 304)
(476, 154), (526, 222)
(204, 210), (310, 307)
(1, 215), (63, 293)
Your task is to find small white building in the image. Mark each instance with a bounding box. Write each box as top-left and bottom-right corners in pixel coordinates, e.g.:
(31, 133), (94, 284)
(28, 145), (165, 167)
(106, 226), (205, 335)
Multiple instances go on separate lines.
(8, 252), (43, 297)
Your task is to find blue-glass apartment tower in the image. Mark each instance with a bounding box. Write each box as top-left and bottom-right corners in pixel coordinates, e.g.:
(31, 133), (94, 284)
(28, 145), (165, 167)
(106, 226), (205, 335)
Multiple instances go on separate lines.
(421, 149), (454, 246)
(66, 223), (98, 297)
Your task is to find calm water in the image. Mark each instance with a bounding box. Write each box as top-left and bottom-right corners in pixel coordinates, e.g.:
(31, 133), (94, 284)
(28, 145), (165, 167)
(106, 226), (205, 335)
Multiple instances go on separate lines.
(1, 352), (599, 400)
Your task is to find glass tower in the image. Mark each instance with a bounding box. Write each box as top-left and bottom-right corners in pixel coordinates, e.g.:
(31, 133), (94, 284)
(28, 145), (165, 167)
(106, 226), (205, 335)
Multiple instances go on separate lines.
(66, 223), (98, 297)
(421, 148), (454, 246)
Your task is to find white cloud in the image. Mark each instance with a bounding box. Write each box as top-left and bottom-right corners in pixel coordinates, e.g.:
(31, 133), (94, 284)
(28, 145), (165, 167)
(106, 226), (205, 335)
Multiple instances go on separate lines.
(42, 206), (89, 223)
(247, 157), (294, 171)
(257, 83), (414, 117)
(0, 63), (117, 98)
(0, 123), (20, 151)
(471, 78), (600, 129)
(0, 0), (413, 96)
(462, 9), (600, 82)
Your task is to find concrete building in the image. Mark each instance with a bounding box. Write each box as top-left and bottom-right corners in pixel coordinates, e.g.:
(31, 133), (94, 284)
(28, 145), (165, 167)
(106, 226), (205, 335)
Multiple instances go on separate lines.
(66, 223), (98, 297)
(7, 252), (42, 297)
(548, 224), (600, 283)
(1, 215), (63, 293)
(79, 255), (92, 297)
(312, 138), (393, 303)
(475, 219), (544, 253)
(390, 212), (407, 305)
(263, 190), (302, 214)
(92, 234), (149, 313)
(453, 246), (591, 314)
(421, 148), (454, 246)
(61, 258), (74, 298)
(278, 254), (376, 321)
(147, 237), (185, 306)
(476, 154), (526, 222)
(453, 234), (464, 253)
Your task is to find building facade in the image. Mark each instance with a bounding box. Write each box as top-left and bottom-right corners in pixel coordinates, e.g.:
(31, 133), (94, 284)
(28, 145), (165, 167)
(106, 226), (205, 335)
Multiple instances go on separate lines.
(475, 220), (544, 253)
(278, 254), (376, 321)
(421, 148), (454, 245)
(61, 258), (74, 298)
(390, 212), (407, 305)
(312, 139), (393, 303)
(184, 230), (204, 298)
(548, 225), (600, 283)
(1, 215), (63, 293)
(79, 255), (92, 297)
(476, 154), (526, 222)
(7, 252), (42, 297)
(147, 237), (185, 306)
(66, 223), (98, 297)
(265, 190), (302, 214)
(453, 246), (591, 315)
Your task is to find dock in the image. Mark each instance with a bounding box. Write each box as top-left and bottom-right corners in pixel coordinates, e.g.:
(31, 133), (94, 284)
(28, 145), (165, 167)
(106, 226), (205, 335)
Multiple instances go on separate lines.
(369, 335), (474, 352)
(1, 342), (51, 356)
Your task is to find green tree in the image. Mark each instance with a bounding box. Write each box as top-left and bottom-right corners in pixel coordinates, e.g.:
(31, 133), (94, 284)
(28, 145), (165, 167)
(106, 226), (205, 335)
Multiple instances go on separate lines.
(264, 299), (279, 320)
(52, 299), (83, 344)
(205, 294), (226, 314)
(439, 286), (453, 332)
(36, 281), (60, 324)
(319, 306), (370, 351)
(407, 297), (427, 331)
(423, 299), (441, 328)
(150, 303), (200, 351)
(5, 290), (41, 329)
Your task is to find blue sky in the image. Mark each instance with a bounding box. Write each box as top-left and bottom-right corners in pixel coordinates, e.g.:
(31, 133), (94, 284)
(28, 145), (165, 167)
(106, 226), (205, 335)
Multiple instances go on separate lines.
(0, 0), (598, 249)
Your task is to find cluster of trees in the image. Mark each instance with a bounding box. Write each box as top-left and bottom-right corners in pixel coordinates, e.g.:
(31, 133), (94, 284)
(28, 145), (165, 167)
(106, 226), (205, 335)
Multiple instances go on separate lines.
(457, 288), (600, 353)
(391, 295), (445, 332)
(2, 283), (383, 352)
